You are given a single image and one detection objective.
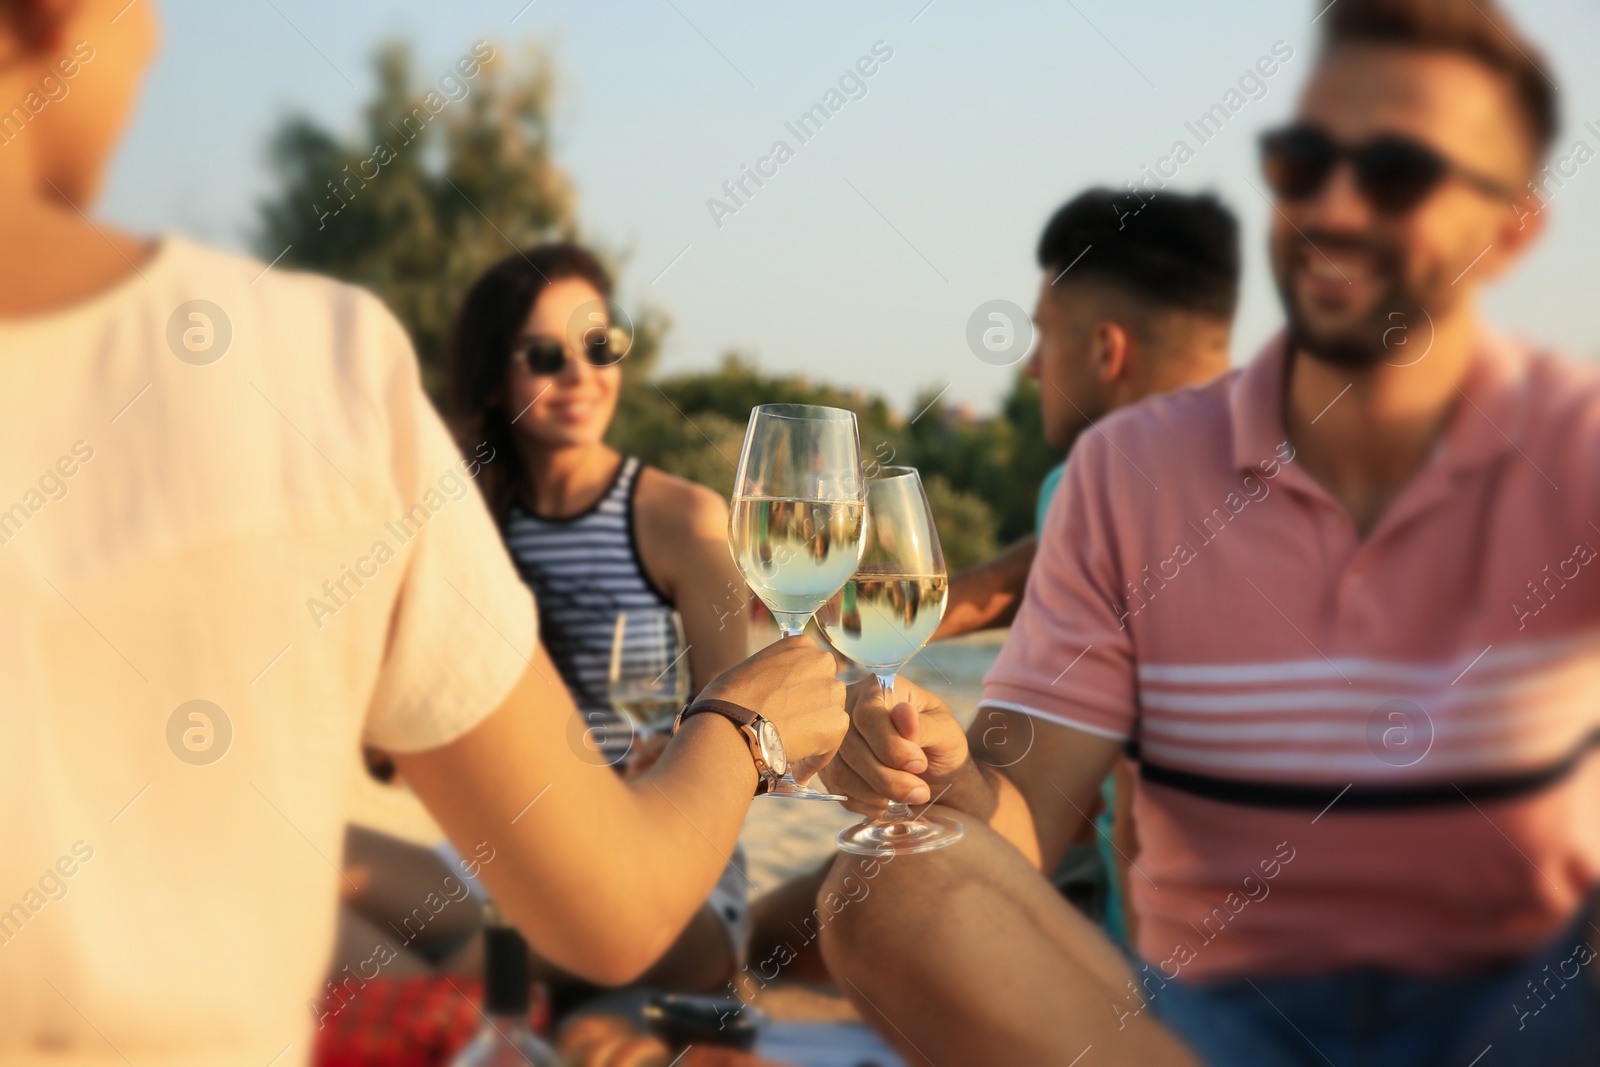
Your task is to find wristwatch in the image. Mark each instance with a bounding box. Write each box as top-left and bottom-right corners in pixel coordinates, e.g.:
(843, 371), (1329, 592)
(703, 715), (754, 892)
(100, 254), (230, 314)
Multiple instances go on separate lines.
(673, 698), (788, 795)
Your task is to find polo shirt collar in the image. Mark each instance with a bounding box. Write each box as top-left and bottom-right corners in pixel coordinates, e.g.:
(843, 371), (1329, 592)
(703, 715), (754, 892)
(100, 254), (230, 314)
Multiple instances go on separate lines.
(1230, 330), (1291, 474)
(1229, 325), (1531, 479)
(1437, 325), (1530, 475)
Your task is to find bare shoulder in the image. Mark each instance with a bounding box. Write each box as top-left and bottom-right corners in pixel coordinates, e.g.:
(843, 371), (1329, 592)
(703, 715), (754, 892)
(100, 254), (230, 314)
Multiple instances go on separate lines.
(633, 466), (729, 543)
(631, 466), (732, 604)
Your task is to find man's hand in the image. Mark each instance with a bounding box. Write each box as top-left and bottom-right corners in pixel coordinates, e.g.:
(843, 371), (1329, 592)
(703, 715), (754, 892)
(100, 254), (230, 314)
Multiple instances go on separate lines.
(820, 676), (969, 815)
(696, 635), (848, 781)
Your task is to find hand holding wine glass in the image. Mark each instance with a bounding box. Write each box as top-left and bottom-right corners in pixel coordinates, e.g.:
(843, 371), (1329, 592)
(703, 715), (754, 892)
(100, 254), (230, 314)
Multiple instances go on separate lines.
(695, 635), (849, 784)
(817, 466), (963, 853)
(824, 675), (970, 809)
(613, 607), (847, 787)
(726, 403), (867, 800)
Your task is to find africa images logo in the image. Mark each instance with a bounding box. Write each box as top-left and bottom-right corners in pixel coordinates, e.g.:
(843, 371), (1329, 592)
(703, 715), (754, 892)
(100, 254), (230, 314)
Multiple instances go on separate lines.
(705, 41), (895, 230)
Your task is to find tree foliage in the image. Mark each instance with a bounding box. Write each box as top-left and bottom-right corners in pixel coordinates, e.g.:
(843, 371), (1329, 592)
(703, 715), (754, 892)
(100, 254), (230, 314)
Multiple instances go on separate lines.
(609, 352), (1057, 570)
(254, 40), (1060, 572)
(255, 41), (575, 394)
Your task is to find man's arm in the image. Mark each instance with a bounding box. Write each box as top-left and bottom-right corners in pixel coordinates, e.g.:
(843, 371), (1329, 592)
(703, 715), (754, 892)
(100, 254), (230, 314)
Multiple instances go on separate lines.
(395, 637), (844, 986)
(821, 681), (1120, 870)
(933, 536), (1037, 640)
(954, 705), (1121, 871)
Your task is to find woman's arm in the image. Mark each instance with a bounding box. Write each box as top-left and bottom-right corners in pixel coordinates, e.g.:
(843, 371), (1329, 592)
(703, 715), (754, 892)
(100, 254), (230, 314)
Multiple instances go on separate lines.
(633, 468), (751, 689)
(394, 637), (844, 985)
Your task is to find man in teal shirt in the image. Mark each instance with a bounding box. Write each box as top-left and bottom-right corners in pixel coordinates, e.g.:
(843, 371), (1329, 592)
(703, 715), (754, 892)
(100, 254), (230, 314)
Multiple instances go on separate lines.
(936, 188), (1239, 638)
(937, 187), (1241, 940)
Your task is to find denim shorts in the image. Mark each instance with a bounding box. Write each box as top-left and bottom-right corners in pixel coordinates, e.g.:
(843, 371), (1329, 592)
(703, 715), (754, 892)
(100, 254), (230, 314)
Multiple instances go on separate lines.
(1144, 902), (1600, 1067)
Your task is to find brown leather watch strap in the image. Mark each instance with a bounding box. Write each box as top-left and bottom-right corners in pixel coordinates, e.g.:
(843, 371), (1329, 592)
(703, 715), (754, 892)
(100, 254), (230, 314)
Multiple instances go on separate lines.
(674, 698), (771, 794)
(677, 698), (759, 730)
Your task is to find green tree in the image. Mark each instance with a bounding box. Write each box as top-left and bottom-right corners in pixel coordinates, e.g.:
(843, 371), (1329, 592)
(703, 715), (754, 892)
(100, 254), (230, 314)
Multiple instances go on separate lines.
(901, 375), (1062, 546)
(994, 375), (1063, 537)
(921, 472), (1001, 572)
(254, 40), (575, 395)
(252, 39), (1054, 574)
(610, 353), (1012, 570)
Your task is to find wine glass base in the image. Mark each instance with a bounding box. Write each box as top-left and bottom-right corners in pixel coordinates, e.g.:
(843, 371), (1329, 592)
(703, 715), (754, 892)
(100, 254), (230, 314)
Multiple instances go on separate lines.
(759, 775), (846, 802)
(836, 811), (964, 855)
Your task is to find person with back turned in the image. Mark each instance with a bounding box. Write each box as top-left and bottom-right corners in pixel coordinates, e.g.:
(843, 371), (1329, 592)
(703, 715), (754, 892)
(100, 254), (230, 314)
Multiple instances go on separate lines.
(936, 189), (1237, 641)
(0, 3), (845, 1064)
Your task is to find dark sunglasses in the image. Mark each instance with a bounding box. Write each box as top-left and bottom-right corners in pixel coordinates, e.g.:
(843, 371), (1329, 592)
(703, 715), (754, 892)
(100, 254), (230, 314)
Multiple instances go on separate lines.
(511, 325), (630, 376)
(1259, 124), (1515, 215)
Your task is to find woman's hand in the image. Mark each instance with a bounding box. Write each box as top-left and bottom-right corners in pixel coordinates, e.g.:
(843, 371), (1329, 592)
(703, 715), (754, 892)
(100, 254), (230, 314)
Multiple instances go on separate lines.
(695, 635), (848, 781)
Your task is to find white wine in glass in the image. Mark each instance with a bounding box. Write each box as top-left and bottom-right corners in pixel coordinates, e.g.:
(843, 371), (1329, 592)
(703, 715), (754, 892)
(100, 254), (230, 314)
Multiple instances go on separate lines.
(730, 497), (866, 624)
(729, 403), (868, 801)
(608, 608), (691, 739)
(819, 466), (964, 854)
(822, 574), (949, 671)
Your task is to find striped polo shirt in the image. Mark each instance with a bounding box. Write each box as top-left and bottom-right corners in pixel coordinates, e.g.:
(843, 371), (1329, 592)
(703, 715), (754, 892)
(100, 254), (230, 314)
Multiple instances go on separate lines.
(983, 329), (1600, 981)
(503, 456), (671, 763)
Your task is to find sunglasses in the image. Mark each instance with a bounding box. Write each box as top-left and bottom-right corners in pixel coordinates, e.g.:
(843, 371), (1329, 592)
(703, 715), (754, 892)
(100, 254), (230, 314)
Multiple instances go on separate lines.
(1259, 124), (1515, 216)
(511, 325), (630, 376)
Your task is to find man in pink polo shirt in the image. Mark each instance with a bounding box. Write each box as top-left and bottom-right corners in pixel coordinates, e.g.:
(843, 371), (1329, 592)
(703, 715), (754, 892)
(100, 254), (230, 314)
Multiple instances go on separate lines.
(818, 1), (1600, 1064)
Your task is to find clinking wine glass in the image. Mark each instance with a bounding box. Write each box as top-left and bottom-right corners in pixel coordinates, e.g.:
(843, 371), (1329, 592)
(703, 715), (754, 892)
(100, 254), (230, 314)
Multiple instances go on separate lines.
(818, 466), (964, 854)
(729, 403), (868, 801)
(608, 608), (692, 747)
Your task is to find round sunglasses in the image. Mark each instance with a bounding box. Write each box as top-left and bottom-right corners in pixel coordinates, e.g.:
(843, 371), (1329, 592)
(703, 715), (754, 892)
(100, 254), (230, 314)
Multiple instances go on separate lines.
(1259, 123), (1516, 216)
(511, 325), (630, 376)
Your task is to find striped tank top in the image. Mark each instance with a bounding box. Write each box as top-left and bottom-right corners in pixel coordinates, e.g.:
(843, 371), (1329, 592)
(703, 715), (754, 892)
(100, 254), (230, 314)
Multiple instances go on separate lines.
(502, 455), (671, 762)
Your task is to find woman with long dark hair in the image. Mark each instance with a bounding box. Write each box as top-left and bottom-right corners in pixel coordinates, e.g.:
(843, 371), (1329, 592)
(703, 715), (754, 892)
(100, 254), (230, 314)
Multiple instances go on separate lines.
(446, 243), (752, 991)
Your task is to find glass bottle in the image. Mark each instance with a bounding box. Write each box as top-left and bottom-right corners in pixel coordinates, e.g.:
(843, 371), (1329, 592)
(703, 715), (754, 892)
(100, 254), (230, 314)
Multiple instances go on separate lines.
(449, 904), (563, 1066)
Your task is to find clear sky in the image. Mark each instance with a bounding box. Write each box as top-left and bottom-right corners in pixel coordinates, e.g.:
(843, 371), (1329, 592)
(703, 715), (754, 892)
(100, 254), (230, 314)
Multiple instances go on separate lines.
(101, 0), (1600, 415)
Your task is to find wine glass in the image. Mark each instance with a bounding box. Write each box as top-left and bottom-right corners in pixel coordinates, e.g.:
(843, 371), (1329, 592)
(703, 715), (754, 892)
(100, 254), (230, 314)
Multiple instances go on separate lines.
(729, 403), (868, 801)
(608, 608), (693, 747)
(818, 466), (964, 854)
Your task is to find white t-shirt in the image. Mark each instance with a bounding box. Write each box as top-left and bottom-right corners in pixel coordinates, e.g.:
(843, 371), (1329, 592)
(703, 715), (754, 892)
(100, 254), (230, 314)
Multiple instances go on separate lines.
(0, 237), (536, 1066)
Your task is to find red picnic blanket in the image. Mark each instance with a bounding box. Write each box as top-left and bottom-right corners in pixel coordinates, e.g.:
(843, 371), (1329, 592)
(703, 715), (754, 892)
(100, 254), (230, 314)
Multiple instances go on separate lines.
(311, 976), (551, 1067)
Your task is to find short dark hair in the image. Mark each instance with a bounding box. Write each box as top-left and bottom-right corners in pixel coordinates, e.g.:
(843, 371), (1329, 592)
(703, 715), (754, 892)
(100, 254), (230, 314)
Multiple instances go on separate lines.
(1036, 188), (1240, 320)
(1321, 0), (1557, 159)
(446, 243), (614, 519)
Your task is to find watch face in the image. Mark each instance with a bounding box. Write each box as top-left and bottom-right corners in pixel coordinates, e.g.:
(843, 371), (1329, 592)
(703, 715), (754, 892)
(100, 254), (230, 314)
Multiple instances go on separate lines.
(757, 719), (787, 778)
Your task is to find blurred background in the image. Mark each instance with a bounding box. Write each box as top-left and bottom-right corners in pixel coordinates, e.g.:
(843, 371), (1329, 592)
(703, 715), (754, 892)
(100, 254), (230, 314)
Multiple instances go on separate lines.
(96, 0), (1600, 568)
(18, 5), (1591, 1064)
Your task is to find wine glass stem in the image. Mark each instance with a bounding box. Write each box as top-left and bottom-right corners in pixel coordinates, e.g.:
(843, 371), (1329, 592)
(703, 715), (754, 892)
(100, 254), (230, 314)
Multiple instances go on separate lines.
(875, 672), (915, 822)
